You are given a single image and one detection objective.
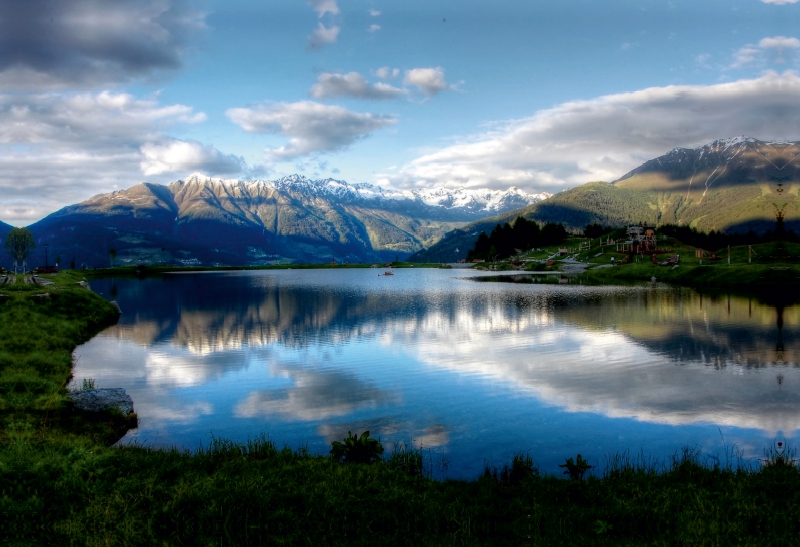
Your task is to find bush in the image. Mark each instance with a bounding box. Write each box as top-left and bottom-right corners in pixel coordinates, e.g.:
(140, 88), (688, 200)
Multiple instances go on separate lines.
(329, 430), (384, 464)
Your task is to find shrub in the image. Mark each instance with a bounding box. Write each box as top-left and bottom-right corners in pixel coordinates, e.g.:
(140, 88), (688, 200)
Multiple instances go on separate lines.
(559, 454), (593, 480)
(329, 430), (384, 464)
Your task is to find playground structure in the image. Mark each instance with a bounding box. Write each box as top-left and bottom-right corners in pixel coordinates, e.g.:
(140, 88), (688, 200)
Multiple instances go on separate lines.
(616, 225), (671, 257)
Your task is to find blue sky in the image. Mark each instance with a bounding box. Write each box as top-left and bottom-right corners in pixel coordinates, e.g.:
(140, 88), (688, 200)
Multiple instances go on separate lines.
(2, 0), (800, 224)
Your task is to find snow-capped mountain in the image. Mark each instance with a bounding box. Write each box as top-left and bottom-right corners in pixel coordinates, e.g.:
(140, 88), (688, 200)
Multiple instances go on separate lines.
(24, 174), (549, 267)
(176, 173), (549, 215)
(614, 136), (799, 184)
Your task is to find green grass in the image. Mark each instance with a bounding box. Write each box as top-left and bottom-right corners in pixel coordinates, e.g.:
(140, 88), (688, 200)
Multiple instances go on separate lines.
(0, 271), (128, 443)
(4, 434), (798, 546)
(579, 240), (800, 303)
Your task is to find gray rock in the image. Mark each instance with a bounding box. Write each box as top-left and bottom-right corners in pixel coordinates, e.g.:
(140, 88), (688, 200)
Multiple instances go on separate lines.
(68, 388), (134, 415)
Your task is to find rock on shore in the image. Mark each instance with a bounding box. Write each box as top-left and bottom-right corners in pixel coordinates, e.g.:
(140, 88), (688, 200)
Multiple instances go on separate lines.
(68, 388), (134, 415)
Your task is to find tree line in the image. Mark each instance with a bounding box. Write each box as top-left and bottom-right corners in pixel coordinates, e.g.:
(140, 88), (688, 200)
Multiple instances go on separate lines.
(467, 217), (568, 261)
(659, 221), (798, 251)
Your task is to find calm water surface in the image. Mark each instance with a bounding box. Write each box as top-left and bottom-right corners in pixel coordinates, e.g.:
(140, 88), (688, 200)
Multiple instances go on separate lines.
(73, 269), (797, 478)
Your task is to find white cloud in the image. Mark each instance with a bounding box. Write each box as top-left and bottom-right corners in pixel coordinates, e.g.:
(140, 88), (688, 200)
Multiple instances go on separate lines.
(733, 46), (762, 67)
(0, 0), (205, 89)
(310, 72), (405, 100)
(226, 100), (396, 161)
(403, 67), (451, 96)
(381, 72), (800, 195)
(307, 23), (340, 50)
(369, 9), (381, 16)
(0, 91), (241, 225)
(759, 35), (800, 49)
(375, 67), (400, 79)
(734, 35), (800, 67)
(369, 24), (381, 33)
(140, 139), (245, 176)
(761, 0), (798, 4)
(308, 0), (339, 17)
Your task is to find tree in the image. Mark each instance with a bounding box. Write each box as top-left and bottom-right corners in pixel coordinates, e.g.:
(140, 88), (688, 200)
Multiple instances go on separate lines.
(109, 247), (117, 267)
(4, 228), (35, 274)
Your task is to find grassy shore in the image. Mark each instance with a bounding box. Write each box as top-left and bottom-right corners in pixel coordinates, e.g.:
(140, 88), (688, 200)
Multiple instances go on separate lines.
(0, 271), (131, 444)
(6, 433), (799, 545)
(473, 237), (800, 303)
(3, 267), (800, 545)
(577, 240), (800, 304)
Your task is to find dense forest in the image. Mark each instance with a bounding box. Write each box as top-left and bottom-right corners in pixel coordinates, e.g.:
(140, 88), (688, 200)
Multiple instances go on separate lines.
(466, 217), (568, 261)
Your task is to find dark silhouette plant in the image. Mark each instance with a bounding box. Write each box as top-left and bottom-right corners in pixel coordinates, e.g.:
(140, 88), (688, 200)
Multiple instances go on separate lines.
(559, 454), (593, 480)
(329, 430), (384, 464)
(482, 453), (539, 485)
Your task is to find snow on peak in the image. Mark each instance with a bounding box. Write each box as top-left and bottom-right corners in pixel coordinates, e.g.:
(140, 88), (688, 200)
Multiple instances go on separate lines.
(173, 173), (548, 212)
(701, 136), (759, 150)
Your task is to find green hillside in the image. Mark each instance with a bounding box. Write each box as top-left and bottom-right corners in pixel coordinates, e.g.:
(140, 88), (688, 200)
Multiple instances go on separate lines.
(412, 138), (800, 262)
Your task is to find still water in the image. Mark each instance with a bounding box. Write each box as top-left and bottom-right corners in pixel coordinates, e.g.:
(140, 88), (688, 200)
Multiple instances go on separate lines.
(73, 268), (796, 478)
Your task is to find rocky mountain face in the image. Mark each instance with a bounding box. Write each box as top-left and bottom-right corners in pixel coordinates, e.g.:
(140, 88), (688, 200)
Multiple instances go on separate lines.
(18, 174), (548, 268)
(413, 137), (800, 262)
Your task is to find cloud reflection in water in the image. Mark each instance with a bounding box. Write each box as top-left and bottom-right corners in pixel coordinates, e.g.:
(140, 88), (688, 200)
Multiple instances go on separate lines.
(76, 270), (799, 457)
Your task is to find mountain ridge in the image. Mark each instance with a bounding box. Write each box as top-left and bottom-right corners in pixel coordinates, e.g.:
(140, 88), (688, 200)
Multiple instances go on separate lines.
(411, 136), (800, 262)
(14, 175), (548, 268)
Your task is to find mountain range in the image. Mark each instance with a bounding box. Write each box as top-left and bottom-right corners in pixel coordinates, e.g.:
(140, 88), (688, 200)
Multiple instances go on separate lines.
(412, 137), (800, 261)
(13, 174), (547, 268)
(5, 136), (798, 268)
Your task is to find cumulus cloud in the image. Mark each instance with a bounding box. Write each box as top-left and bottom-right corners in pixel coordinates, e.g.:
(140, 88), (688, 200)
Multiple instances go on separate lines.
(734, 35), (800, 67)
(0, 0), (205, 89)
(310, 72), (405, 100)
(403, 67), (451, 96)
(760, 36), (800, 49)
(307, 23), (340, 50)
(0, 91), (241, 224)
(375, 67), (400, 79)
(369, 9), (381, 16)
(368, 24), (381, 33)
(381, 72), (800, 194)
(308, 0), (339, 17)
(140, 139), (245, 176)
(226, 101), (396, 161)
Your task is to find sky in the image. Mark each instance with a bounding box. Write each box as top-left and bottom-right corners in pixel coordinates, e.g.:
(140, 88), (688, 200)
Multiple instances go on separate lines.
(3, 0), (800, 225)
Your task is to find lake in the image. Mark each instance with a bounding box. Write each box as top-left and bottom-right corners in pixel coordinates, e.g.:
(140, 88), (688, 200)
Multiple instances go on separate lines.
(73, 268), (796, 478)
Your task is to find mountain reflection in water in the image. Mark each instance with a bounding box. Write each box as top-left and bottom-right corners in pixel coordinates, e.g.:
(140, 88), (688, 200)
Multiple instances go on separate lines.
(74, 269), (797, 477)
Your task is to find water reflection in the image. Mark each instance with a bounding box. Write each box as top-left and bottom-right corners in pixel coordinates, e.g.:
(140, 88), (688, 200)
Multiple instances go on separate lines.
(75, 270), (796, 475)
(234, 361), (397, 421)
